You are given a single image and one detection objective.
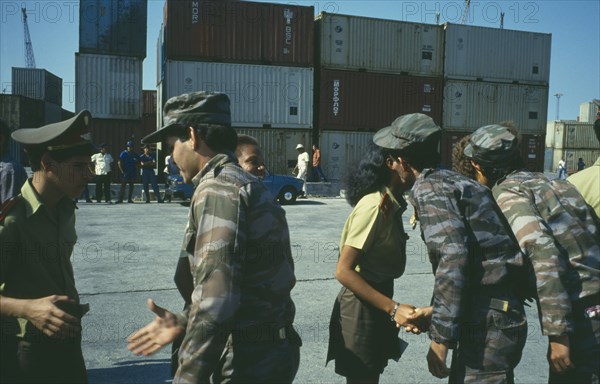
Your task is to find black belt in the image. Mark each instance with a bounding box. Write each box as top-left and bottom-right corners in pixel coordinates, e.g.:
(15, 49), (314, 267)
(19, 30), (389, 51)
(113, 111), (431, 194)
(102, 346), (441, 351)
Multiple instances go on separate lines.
(232, 324), (299, 344)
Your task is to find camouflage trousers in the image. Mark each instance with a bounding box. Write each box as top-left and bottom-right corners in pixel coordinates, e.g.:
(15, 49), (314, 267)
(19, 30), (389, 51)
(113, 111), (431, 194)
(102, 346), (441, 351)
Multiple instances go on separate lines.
(450, 301), (527, 384)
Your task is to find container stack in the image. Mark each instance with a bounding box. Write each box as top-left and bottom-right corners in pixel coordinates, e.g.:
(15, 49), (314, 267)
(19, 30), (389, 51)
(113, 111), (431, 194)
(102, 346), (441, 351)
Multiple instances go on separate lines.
(314, 13), (444, 180)
(545, 120), (600, 173)
(77, 0), (152, 173)
(441, 24), (551, 171)
(158, 0), (315, 175)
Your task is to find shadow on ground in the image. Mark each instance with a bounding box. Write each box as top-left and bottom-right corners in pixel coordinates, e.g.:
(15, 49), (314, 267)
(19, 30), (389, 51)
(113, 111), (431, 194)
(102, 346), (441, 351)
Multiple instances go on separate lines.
(88, 359), (171, 384)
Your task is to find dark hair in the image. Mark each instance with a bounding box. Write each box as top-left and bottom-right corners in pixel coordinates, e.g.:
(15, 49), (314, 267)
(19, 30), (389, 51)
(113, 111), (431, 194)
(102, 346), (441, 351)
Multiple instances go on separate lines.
(25, 144), (93, 172)
(178, 123), (237, 153)
(235, 134), (260, 157)
(452, 135), (476, 180)
(343, 144), (402, 207)
(397, 133), (441, 172)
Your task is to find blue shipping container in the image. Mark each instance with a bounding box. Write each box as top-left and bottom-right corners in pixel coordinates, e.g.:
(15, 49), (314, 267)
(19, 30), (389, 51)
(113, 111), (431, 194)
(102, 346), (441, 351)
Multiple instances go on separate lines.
(79, 0), (148, 58)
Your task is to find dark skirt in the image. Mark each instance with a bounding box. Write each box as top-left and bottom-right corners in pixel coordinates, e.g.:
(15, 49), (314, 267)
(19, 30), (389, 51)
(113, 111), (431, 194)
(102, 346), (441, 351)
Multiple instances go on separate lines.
(326, 281), (402, 377)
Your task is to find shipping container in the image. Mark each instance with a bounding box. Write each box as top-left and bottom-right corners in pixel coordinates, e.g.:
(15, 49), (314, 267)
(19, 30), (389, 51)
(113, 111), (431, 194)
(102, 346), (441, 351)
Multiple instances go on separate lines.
(317, 69), (442, 132)
(444, 23), (551, 85)
(156, 25), (164, 85)
(12, 67), (63, 106)
(316, 12), (443, 76)
(550, 148), (600, 176)
(142, 90), (157, 115)
(44, 102), (63, 125)
(75, 53), (143, 120)
(443, 80), (548, 134)
(0, 95), (46, 164)
(163, 0), (313, 66)
(318, 131), (374, 181)
(161, 61), (313, 129)
(579, 102), (599, 123)
(440, 131), (544, 172)
(79, 0), (147, 58)
(545, 121), (599, 149)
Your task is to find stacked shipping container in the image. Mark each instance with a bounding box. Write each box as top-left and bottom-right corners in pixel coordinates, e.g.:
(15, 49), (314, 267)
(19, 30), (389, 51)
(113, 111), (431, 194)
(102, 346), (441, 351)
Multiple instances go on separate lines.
(442, 23), (551, 171)
(314, 13), (444, 180)
(11, 67), (66, 126)
(545, 121), (600, 173)
(158, 0), (316, 173)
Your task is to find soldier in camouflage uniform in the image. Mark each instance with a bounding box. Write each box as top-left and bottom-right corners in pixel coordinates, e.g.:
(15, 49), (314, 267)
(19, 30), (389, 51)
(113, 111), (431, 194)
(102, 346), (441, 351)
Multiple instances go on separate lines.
(459, 124), (600, 384)
(374, 113), (530, 383)
(127, 92), (301, 383)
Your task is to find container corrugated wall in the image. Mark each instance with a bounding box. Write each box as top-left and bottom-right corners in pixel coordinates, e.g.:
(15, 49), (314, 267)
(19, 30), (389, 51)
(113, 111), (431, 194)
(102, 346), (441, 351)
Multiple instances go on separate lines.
(142, 90), (157, 115)
(162, 61), (313, 129)
(443, 80), (548, 134)
(317, 69), (442, 132)
(545, 121), (599, 149)
(44, 102), (63, 125)
(0, 95), (46, 163)
(11, 68), (63, 106)
(76, 53), (143, 120)
(551, 149), (600, 175)
(164, 0), (313, 67)
(79, 0), (147, 58)
(234, 128), (312, 175)
(444, 24), (551, 85)
(319, 131), (375, 181)
(316, 13), (443, 76)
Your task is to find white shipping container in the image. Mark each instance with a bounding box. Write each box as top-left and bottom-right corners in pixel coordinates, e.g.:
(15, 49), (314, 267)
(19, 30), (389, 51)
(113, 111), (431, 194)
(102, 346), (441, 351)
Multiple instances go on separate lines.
(75, 53), (142, 120)
(162, 61), (313, 129)
(444, 24), (551, 85)
(579, 102), (598, 123)
(319, 131), (374, 182)
(317, 13), (443, 76)
(551, 148), (600, 175)
(443, 80), (548, 134)
(235, 128), (312, 175)
(546, 121), (599, 149)
(12, 67), (63, 106)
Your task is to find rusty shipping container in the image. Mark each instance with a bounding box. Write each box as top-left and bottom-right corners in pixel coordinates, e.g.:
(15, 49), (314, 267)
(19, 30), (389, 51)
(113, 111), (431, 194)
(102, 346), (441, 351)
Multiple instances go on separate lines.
(163, 0), (313, 67)
(79, 0), (148, 58)
(444, 23), (551, 85)
(440, 130), (545, 172)
(12, 67), (63, 106)
(142, 90), (157, 115)
(443, 80), (548, 134)
(75, 53), (143, 120)
(545, 121), (599, 149)
(316, 12), (443, 76)
(161, 60), (313, 129)
(317, 69), (442, 132)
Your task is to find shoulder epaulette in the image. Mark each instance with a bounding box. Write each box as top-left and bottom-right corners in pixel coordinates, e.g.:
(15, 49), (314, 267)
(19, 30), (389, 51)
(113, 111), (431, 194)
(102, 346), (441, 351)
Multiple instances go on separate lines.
(0, 195), (21, 221)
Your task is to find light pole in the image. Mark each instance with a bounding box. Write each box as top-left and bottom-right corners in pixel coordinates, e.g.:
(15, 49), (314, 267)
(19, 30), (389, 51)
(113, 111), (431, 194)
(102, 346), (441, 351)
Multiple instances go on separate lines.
(554, 93), (563, 121)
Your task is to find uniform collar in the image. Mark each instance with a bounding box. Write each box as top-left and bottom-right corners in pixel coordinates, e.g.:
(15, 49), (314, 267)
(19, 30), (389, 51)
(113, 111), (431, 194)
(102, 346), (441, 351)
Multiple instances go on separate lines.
(20, 179), (76, 219)
(380, 186), (408, 217)
(191, 152), (236, 187)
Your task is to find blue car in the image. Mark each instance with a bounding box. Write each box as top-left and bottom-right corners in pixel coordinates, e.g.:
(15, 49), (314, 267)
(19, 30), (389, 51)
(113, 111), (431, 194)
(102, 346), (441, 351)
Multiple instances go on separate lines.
(166, 170), (303, 205)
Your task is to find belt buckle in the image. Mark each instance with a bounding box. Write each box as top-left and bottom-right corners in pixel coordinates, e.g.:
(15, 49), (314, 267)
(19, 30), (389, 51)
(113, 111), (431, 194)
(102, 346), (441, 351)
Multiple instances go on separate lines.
(490, 298), (509, 313)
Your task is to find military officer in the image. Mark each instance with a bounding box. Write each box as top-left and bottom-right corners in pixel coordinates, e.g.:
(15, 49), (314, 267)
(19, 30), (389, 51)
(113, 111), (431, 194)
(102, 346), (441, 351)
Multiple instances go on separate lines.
(460, 124), (600, 383)
(373, 113), (530, 383)
(0, 111), (95, 383)
(127, 92), (301, 383)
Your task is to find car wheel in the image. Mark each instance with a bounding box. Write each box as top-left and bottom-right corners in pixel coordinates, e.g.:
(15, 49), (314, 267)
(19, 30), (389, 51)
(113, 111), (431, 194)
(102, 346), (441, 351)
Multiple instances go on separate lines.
(278, 186), (297, 205)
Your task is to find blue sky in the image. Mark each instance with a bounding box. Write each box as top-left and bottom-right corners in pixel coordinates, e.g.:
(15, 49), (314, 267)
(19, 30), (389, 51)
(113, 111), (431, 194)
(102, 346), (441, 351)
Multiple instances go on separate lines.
(0, 0), (598, 121)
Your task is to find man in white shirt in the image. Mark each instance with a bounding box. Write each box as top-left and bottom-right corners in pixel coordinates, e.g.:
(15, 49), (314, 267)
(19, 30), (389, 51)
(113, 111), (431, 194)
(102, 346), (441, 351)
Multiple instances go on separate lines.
(294, 143), (309, 198)
(91, 143), (114, 203)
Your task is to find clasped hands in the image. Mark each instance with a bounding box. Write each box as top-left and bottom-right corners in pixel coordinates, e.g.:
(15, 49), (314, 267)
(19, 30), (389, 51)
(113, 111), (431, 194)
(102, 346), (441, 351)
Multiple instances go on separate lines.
(393, 305), (432, 335)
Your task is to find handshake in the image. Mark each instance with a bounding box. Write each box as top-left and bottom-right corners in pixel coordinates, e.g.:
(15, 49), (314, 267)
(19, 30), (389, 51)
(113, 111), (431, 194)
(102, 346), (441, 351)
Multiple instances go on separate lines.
(392, 304), (433, 334)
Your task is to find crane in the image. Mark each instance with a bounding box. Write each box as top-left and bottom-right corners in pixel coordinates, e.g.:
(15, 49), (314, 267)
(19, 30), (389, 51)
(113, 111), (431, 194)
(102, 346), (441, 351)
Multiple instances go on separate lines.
(22, 7), (36, 68)
(461, 0), (470, 24)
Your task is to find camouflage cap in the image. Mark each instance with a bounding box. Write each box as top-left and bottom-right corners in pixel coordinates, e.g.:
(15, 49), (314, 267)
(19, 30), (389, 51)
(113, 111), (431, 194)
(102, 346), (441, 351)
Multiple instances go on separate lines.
(11, 110), (95, 155)
(373, 113), (441, 150)
(463, 124), (519, 167)
(142, 92), (231, 144)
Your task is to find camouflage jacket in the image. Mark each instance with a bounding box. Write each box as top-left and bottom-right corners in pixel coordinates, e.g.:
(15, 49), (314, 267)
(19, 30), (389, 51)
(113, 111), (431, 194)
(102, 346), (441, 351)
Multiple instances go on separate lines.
(174, 153), (297, 382)
(493, 170), (600, 336)
(408, 169), (525, 347)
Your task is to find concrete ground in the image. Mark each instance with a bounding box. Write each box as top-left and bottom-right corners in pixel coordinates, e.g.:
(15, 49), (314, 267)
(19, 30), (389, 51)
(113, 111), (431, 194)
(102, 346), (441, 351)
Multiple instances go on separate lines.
(73, 196), (549, 384)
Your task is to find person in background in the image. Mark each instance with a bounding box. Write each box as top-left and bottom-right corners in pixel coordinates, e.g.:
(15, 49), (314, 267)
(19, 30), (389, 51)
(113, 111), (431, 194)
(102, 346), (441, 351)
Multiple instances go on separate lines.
(326, 141), (416, 383)
(577, 157), (586, 172)
(163, 150), (180, 203)
(91, 143), (114, 203)
(557, 158), (567, 180)
(0, 118), (27, 205)
(235, 134), (265, 178)
(568, 119), (600, 216)
(457, 124), (600, 383)
(139, 144), (163, 204)
(0, 111), (95, 383)
(116, 140), (138, 204)
(312, 144), (327, 182)
(293, 143), (309, 198)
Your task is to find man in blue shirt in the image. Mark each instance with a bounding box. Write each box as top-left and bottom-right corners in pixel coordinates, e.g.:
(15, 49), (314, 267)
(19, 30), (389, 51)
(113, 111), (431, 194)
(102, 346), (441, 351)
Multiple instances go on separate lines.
(139, 144), (163, 203)
(116, 140), (138, 203)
